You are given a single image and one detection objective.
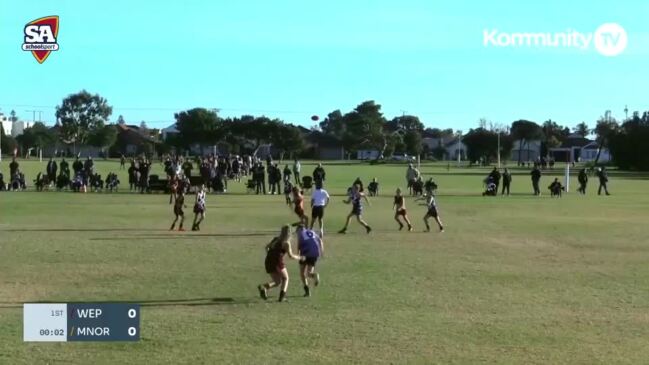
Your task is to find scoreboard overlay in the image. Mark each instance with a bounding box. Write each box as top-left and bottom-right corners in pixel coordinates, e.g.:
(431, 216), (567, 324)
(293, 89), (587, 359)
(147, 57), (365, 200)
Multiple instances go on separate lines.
(24, 303), (140, 342)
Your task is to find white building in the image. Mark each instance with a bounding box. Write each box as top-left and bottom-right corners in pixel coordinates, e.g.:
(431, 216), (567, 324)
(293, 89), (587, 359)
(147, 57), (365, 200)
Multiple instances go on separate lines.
(0, 114), (34, 137)
(161, 123), (179, 140)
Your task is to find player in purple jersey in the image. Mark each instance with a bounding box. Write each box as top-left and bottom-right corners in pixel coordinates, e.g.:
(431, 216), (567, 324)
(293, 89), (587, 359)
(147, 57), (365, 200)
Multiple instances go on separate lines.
(296, 224), (324, 297)
(338, 184), (372, 234)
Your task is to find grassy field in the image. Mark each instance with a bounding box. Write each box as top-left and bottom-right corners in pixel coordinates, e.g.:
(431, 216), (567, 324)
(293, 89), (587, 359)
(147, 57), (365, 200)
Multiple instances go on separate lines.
(1, 159), (649, 364)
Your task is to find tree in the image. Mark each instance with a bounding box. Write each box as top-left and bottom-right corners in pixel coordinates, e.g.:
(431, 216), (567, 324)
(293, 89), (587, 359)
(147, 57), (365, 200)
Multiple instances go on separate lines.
(174, 108), (222, 149)
(271, 123), (304, 160)
(593, 115), (619, 164)
(1, 127), (17, 155)
(608, 112), (649, 170)
(338, 101), (387, 155)
(541, 119), (568, 156)
(9, 110), (17, 122)
(88, 125), (118, 158)
(15, 122), (57, 153)
(403, 129), (423, 156)
(116, 115), (126, 125)
(510, 120), (542, 163)
(56, 90), (113, 145)
(573, 122), (590, 137)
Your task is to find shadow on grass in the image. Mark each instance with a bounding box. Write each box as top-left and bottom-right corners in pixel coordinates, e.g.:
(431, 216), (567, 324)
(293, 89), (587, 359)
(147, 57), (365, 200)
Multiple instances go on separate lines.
(0, 295), (312, 309)
(0, 228), (167, 233)
(88, 232), (272, 241)
(0, 297), (256, 309)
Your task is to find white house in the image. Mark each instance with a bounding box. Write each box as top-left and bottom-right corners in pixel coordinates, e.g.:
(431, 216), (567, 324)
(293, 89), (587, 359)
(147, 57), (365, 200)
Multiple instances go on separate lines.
(357, 149), (380, 160)
(580, 142), (611, 162)
(445, 138), (467, 160)
(161, 123), (179, 140)
(0, 113), (34, 137)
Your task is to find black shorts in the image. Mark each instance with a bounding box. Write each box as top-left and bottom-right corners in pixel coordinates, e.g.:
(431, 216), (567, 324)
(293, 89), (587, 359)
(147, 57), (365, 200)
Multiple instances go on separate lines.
(352, 205), (362, 216)
(312, 206), (325, 219)
(174, 206), (184, 216)
(427, 207), (438, 218)
(300, 257), (318, 267)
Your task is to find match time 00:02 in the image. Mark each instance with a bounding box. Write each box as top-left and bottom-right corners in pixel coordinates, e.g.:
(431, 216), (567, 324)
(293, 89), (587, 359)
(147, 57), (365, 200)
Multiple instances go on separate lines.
(39, 329), (65, 336)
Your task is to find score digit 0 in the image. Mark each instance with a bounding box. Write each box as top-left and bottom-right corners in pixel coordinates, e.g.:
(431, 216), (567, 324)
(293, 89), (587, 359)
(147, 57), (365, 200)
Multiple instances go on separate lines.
(128, 327), (137, 336)
(128, 308), (137, 318)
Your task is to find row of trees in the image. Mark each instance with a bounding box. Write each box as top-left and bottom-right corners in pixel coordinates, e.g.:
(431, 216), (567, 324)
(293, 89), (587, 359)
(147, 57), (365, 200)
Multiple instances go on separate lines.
(3, 89), (649, 169)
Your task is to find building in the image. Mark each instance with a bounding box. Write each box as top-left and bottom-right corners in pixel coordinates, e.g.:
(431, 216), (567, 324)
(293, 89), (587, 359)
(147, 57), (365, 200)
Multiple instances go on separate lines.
(445, 138), (467, 160)
(0, 113), (34, 137)
(549, 134), (611, 163)
(510, 139), (542, 162)
(161, 123), (179, 141)
(357, 149), (380, 160)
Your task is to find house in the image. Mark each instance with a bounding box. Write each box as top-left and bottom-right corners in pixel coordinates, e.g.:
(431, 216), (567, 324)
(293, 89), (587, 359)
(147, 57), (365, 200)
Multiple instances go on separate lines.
(113, 124), (160, 156)
(549, 134), (611, 163)
(161, 123), (179, 140)
(422, 137), (444, 152)
(510, 139), (542, 162)
(357, 149), (380, 160)
(580, 142), (611, 162)
(445, 138), (467, 160)
(307, 132), (345, 160)
(0, 113), (34, 137)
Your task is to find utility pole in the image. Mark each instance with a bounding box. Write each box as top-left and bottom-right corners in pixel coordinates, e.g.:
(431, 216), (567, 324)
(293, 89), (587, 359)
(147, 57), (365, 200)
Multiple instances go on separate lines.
(624, 105), (629, 121)
(456, 130), (462, 167)
(25, 110), (43, 123)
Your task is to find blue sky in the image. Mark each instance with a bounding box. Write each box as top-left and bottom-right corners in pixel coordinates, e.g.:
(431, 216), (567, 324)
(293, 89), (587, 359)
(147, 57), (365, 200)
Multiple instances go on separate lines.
(1, 0), (647, 131)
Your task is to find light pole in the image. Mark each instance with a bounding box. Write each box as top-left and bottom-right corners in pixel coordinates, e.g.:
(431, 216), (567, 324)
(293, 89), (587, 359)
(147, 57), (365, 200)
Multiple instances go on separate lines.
(456, 130), (462, 167)
(497, 131), (501, 169)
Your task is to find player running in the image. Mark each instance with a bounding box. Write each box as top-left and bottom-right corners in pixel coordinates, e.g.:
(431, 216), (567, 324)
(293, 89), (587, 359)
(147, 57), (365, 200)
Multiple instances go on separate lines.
(192, 184), (207, 231)
(258, 225), (303, 302)
(417, 194), (444, 232)
(338, 184), (372, 234)
(310, 181), (330, 237)
(170, 190), (187, 231)
(296, 224), (323, 297)
(291, 186), (308, 226)
(393, 188), (413, 231)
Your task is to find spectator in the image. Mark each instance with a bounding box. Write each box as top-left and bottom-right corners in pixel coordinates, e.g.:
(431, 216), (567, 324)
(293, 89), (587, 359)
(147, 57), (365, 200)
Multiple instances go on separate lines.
(182, 159), (193, 177)
(60, 158), (69, 177)
(577, 168), (588, 195)
(501, 168), (512, 196)
(283, 164), (292, 184)
(293, 159), (301, 185)
(530, 166), (542, 196)
(84, 156), (94, 175)
(489, 167), (501, 192)
(46, 157), (58, 183)
(406, 163), (420, 195)
(9, 157), (19, 178)
(313, 163), (326, 185)
(597, 167), (610, 196)
(72, 157), (83, 176)
(548, 178), (564, 197)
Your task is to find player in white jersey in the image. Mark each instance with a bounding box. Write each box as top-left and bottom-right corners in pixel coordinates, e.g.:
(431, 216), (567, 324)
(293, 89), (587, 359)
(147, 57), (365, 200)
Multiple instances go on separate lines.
(192, 184), (207, 231)
(310, 181), (330, 237)
(417, 194), (444, 232)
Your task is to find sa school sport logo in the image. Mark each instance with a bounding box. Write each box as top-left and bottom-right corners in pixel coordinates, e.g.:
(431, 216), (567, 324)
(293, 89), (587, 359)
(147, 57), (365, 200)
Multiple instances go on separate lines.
(22, 16), (59, 63)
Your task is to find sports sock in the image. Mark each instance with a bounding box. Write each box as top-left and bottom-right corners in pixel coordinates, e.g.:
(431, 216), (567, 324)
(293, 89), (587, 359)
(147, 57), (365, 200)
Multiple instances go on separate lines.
(279, 290), (286, 302)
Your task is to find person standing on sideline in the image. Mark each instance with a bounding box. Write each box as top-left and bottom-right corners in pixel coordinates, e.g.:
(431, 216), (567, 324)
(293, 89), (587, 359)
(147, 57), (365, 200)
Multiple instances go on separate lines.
(120, 154), (126, 170)
(489, 167), (501, 193)
(313, 163), (326, 186)
(296, 224), (323, 297)
(597, 167), (610, 195)
(257, 225), (303, 302)
(501, 168), (512, 196)
(310, 181), (330, 237)
(577, 168), (588, 194)
(406, 163), (420, 195)
(293, 159), (301, 185)
(530, 166), (542, 196)
(46, 157), (58, 183)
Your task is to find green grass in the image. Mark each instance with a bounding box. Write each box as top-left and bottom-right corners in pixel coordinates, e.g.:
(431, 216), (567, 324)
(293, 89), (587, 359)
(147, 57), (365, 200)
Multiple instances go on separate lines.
(1, 159), (649, 364)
